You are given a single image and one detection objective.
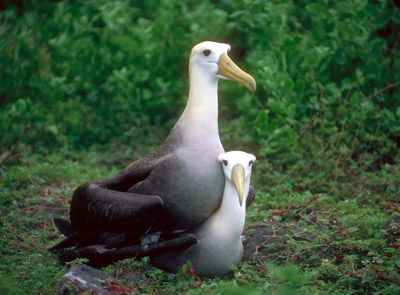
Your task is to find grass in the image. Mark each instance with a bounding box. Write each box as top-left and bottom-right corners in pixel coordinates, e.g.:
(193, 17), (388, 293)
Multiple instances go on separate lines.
(1, 140), (399, 294)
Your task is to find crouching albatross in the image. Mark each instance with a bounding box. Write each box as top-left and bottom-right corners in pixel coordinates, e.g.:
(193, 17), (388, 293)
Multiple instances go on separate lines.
(151, 151), (256, 276)
(50, 42), (256, 261)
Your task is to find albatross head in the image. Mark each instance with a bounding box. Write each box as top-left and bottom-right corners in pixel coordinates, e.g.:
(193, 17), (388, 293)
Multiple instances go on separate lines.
(218, 151), (256, 206)
(190, 41), (256, 93)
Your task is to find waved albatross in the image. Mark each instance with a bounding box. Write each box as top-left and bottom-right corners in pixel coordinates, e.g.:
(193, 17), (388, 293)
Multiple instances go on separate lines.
(151, 151), (256, 276)
(50, 41), (256, 256)
(54, 151), (255, 276)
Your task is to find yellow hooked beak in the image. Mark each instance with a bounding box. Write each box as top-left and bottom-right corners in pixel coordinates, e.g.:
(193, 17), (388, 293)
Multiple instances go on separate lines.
(231, 164), (245, 206)
(217, 53), (256, 93)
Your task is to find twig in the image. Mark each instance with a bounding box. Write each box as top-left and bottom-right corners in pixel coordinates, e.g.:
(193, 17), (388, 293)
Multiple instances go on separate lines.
(334, 151), (345, 182)
(335, 121), (346, 149)
(255, 227), (278, 254)
(348, 123), (361, 159)
(249, 225), (281, 268)
(298, 112), (320, 142)
(347, 80), (400, 112)
(22, 255), (31, 280)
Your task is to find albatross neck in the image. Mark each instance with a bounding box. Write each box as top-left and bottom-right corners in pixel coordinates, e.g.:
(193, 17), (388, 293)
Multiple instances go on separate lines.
(176, 73), (220, 141)
(205, 179), (246, 240)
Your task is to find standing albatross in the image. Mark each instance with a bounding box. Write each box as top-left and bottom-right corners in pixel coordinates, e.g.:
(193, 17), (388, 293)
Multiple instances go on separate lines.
(51, 41), (256, 257)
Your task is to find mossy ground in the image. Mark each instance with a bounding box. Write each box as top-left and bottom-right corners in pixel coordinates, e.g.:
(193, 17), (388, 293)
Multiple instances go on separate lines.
(1, 143), (399, 294)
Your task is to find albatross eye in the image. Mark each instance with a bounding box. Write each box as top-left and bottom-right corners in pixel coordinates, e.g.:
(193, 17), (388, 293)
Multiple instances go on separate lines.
(203, 49), (211, 56)
(222, 160), (228, 166)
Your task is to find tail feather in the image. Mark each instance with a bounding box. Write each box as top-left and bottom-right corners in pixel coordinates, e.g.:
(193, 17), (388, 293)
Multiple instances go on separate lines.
(53, 218), (76, 237)
(49, 232), (81, 251)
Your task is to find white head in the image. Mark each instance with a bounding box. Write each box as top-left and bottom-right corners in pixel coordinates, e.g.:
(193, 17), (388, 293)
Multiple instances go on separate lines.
(189, 41), (256, 93)
(218, 151), (256, 206)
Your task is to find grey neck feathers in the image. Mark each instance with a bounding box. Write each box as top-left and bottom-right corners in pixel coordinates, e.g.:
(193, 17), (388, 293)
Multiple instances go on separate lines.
(165, 71), (220, 148)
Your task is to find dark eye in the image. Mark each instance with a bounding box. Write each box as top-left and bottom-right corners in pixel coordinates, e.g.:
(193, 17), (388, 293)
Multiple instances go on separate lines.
(203, 49), (211, 56)
(249, 160), (253, 166)
(222, 160), (228, 166)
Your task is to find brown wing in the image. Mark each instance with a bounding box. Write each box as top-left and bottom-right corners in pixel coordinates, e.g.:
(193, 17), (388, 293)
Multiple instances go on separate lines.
(246, 186), (256, 209)
(70, 146), (173, 233)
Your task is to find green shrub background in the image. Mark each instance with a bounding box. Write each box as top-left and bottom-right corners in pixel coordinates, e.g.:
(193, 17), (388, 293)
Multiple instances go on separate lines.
(2, 0), (398, 156)
(1, 0), (400, 294)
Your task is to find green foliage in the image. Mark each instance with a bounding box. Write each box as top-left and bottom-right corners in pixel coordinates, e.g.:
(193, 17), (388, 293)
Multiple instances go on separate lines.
(2, 0), (398, 156)
(1, 0), (231, 149)
(222, 0), (399, 160)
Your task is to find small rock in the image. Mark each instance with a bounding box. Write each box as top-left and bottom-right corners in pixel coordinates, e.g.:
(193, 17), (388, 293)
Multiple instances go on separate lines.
(57, 264), (126, 294)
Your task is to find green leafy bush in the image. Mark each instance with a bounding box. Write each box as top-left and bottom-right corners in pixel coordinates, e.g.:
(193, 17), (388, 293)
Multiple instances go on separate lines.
(221, 0), (399, 158)
(1, 0), (399, 163)
(0, 0), (231, 149)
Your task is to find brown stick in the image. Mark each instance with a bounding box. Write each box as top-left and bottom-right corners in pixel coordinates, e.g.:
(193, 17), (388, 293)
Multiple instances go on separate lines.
(347, 80), (400, 112)
(297, 112), (320, 142)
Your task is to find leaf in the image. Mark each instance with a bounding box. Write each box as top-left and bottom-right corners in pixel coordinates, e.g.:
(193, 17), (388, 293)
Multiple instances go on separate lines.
(281, 78), (294, 92)
(303, 52), (319, 67)
(267, 99), (284, 115)
(347, 227), (359, 233)
(287, 104), (296, 120)
(46, 125), (58, 135)
(306, 3), (329, 16)
(253, 110), (270, 132)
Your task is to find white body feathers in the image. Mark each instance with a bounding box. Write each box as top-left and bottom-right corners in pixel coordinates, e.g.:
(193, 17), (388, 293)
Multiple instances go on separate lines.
(151, 151), (256, 277)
